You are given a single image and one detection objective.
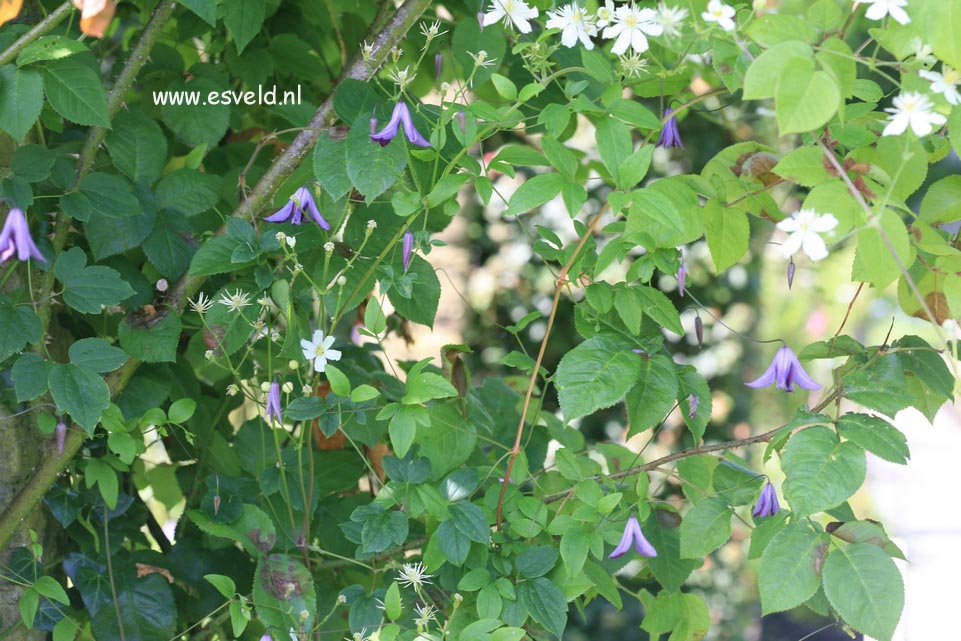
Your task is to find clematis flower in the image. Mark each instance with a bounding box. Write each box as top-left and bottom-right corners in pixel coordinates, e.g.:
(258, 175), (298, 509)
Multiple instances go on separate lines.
(746, 345), (821, 392)
(657, 109), (684, 149)
(883, 91), (947, 137)
(265, 186), (331, 229)
(370, 101), (432, 148)
(610, 514), (657, 558)
(602, 3), (663, 56)
(402, 228), (414, 271)
(265, 379), (283, 425)
(654, 3), (688, 37)
(919, 66), (961, 106)
(857, 0), (910, 25)
(701, 0), (736, 31)
(546, 2), (598, 50)
(776, 208), (838, 262)
(596, 0), (616, 28)
(71, 0), (116, 38)
(752, 482), (780, 518)
(0, 206), (45, 264)
(483, 0), (539, 34)
(300, 329), (342, 373)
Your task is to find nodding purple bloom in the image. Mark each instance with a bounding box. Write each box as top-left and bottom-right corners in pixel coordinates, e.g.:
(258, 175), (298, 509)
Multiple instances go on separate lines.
(264, 186), (330, 230)
(435, 52), (443, 80)
(370, 102), (432, 148)
(687, 394), (699, 419)
(694, 315), (703, 348)
(402, 228), (414, 271)
(677, 264), (687, 297)
(610, 514), (657, 558)
(265, 379), (283, 425)
(0, 207), (45, 264)
(656, 109), (684, 149)
(787, 259), (796, 289)
(746, 345), (821, 393)
(752, 482), (780, 518)
(259, 634), (272, 641)
(55, 421), (66, 456)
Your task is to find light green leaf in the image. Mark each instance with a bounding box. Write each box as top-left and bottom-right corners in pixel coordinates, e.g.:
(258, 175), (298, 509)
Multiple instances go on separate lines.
(384, 582), (402, 621)
(920, 175), (961, 224)
(703, 199), (749, 273)
(626, 354), (678, 436)
(403, 372), (457, 405)
(224, 0), (265, 54)
(504, 173), (566, 216)
(759, 524), (826, 614)
(781, 426), (866, 516)
(775, 58), (840, 135)
(555, 335), (642, 421)
(822, 544), (904, 641)
(743, 41), (813, 100)
(922, 0), (961, 70)
(595, 115), (633, 181)
(204, 574), (236, 599)
(836, 413), (909, 464)
(679, 497), (732, 558)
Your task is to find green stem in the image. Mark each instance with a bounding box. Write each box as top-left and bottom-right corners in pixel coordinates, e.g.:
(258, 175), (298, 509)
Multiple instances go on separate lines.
(0, 2), (73, 67)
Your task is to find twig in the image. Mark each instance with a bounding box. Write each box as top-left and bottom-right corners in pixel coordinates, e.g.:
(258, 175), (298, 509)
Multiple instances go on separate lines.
(495, 203), (610, 530)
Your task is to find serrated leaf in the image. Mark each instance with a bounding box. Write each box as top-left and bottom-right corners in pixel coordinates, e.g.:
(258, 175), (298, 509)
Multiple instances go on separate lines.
(555, 335), (642, 421)
(836, 413), (909, 464)
(48, 363), (110, 434)
(822, 543), (904, 641)
(41, 56), (109, 127)
(759, 524), (826, 614)
(781, 426), (866, 516)
(68, 338), (127, 373)
(625, 354), (678, 436)
(679, 497), (732, 558)
(703, 199), (749, 273)
(0, 65), (43, 141)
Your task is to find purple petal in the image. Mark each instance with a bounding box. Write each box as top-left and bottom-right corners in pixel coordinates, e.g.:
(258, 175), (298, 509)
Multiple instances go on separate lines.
(0, 208), (45, 263)
(745, 361), (778, 388)
(656, 109), (684, 149)
(609, 515), (641, 559)
(265, 379), (283, 424)
(264, 200), (296, 223)
(402, 229), (414, 271)
(300, 189), (331, 230)
(371, 102), (404, 146)
(397, 101), (433, 148)
(677, 264), (686, 297)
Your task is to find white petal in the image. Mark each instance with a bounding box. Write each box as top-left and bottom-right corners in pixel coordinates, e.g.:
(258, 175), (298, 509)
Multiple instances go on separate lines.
(561, 25), (578, 47)
(631, 30), (649, 54)
(314, 355), (328, 372)
(312, 329), (324, 343)
(781, 231), (803, 258)
(888, 4), (911, 24)
(322, 335), (335, 349)
(909, 111), (935, 136)
(326, 349), (343, 362)
(777, 217), (800, 233)
(883, 112), (910, 136)
(610, 29), (630, 55)
(719, 15), (736, 31)
(810, 214), (839, 233)
(801, 233), (829, 261)
(864, 2), (887, 20)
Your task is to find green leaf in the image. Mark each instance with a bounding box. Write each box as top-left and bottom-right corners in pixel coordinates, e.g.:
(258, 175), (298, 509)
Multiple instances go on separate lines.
(17, 36), (89, 66)
(634, 286), (683, 334)
(490, 628), (527, 641)
(68, 338), (127, 373)
(18, 587), (39, 628)
(204, 574), (236, 599)
(225, 0), (265, 54)
(168, 398), (197, 424)
(252, 554), (317, 633)
(449, 502), (490, 544)
(555, 335), (642, 421)
(781, 426), (866, 516)
(143, 210), (194, 279)
(822, 543), (904, 641)
(703, 199), (749, 273)
(12, 353), (51, 402)
(34, 575), (70, 605)
(679, 497), (732, 558)
(922, 0), (961, 70)
(54, 248), (135, 314)
(595, 115), (633, 181)
(758, 524), (826, 614)
(77, 172), (141, 219)
(642, 513), (700, 591)
(773, 146), (832, 187)
(504, 173), (566, 216)
(156, 169), (221, 216)
(162, 77), (230, 146)
(117, 310), (182, 363)
(836, 413), (909, 465)
(677, 366), (712, 443)
(559, 527), (590, 577)
(385, 404), (427, 457)
(85, 459), (118, 508)
(106, 109), (167, 186)
(0, 65), (44, 141)
(516, 546), (558, 578)
(435, 519), (470, 565)
(346, 113), (407, 202)
(625, 354), (678, 436)
(0, 298), (41, 362)
(403, 372), (457, 405)
(11, 144), (56, 182)
(189, 236), (255, 276)
(179, 0), (217, 25)
(775, 58), (840, 135)
(640, 590), (710, 639)
(387, 255), (441, 327)
(325, 363), (351, 396)
(743, 41), (813, 100)
(895, 335), (954, 398)
(49, 363), (109, 434)
(88, 572), (176, 641)
(361, 509), (408, 554)
(41, 56), (109, 127)
(314, 134), (352, 201)
(843, 353), (911, 417)
(384, 582), (402, 621)
(519, 578), (567, 639)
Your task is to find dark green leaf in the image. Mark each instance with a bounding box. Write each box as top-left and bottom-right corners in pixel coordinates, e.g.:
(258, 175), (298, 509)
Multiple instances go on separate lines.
(515, 546), (558, 578)
(448, 502), (490, 544)
(156, 169), (221, 216)
(68, 338), (127, 373)
(387, 255), (440, 327)
(12, 353), (50, 401)
(836, 413), (909, 465)
(519, 578), (567, 639)
(822, 543), (904, 641)
(106, 109), (167, 186)
(54, 248), (135, 314)
(555, 335), (642, 421)
(48, 363), (110, 434)
(0, 298), (41, 362)
(346, 113), (407, 202)
(117, 310), (182, 363)
(314, 134), (351, 201)
(0, 65), (43, 140)
(41, 56), (109, 127)
(225, 0), (265, 54)
(143, 210), (195, 279)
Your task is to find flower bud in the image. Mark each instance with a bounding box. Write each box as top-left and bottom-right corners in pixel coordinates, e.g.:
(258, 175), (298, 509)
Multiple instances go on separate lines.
(787, 259), (796, 289)
(55, 421), (67, 456)
(695, 315), (703, 348)
(288, 359), (300, 369)
(477, 12), (484, 28)
(688, 394), (699, 418)
(260, 381), (271, 392)
(337, 275), (347, 286)
(213, 494), (221, 515)
(282, 381), (294, 393)
(370, 117), (378, 135)
(156, 278), (168, 292)
(677, 264), (687, 297)
(435, 52), (443, 80)
(402, 228), (414, 271)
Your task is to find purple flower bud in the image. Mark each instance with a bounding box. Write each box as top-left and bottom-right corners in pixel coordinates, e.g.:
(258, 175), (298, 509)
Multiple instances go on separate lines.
(265, 379), (283, 425)
(609, 514), (657, 558)
(677, 264), (686, 297)
(370, 101), (432, 148)
(402, 228), (414, 271)
(746, 345), (821, 393)
(787, 259), (796, 289)
(687, 394), (698, 418)
(264, 186), (330, 230)
(259, 634), (272, 641)
(477, 11), (485, 28)
(370, 117), (378, 135)
(435, 52), (443, 81)
(694, 315), (703, 348)
(213, 494), (221, 515)
(656, 109), (684, 149)
(456, 110), (467, 132)
(0, 206), (45, 264)
(55, 421), (67, 456)
(752, 482), (780, 518)
(632, 348), (646, 355)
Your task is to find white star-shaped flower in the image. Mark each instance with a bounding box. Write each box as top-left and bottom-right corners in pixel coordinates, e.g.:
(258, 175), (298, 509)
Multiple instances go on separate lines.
(300, 329), (342, 373)
(883, 91), (947, 136)
(546, 2), (598, 49)
(919, 66), (961, 106)
(776, 209), (839, 262)
(603, 4), (663, 55)
(596, 0), (616, 28)
(701, 0), (736, 32)
(858, 0), (910, 25)
(654, 3), (689, 37)
(483, 0), (539, 34)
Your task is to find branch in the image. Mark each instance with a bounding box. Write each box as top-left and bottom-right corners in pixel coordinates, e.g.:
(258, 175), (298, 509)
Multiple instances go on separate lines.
(0, 2), (73, 67)
(169, 0), (433, 312)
